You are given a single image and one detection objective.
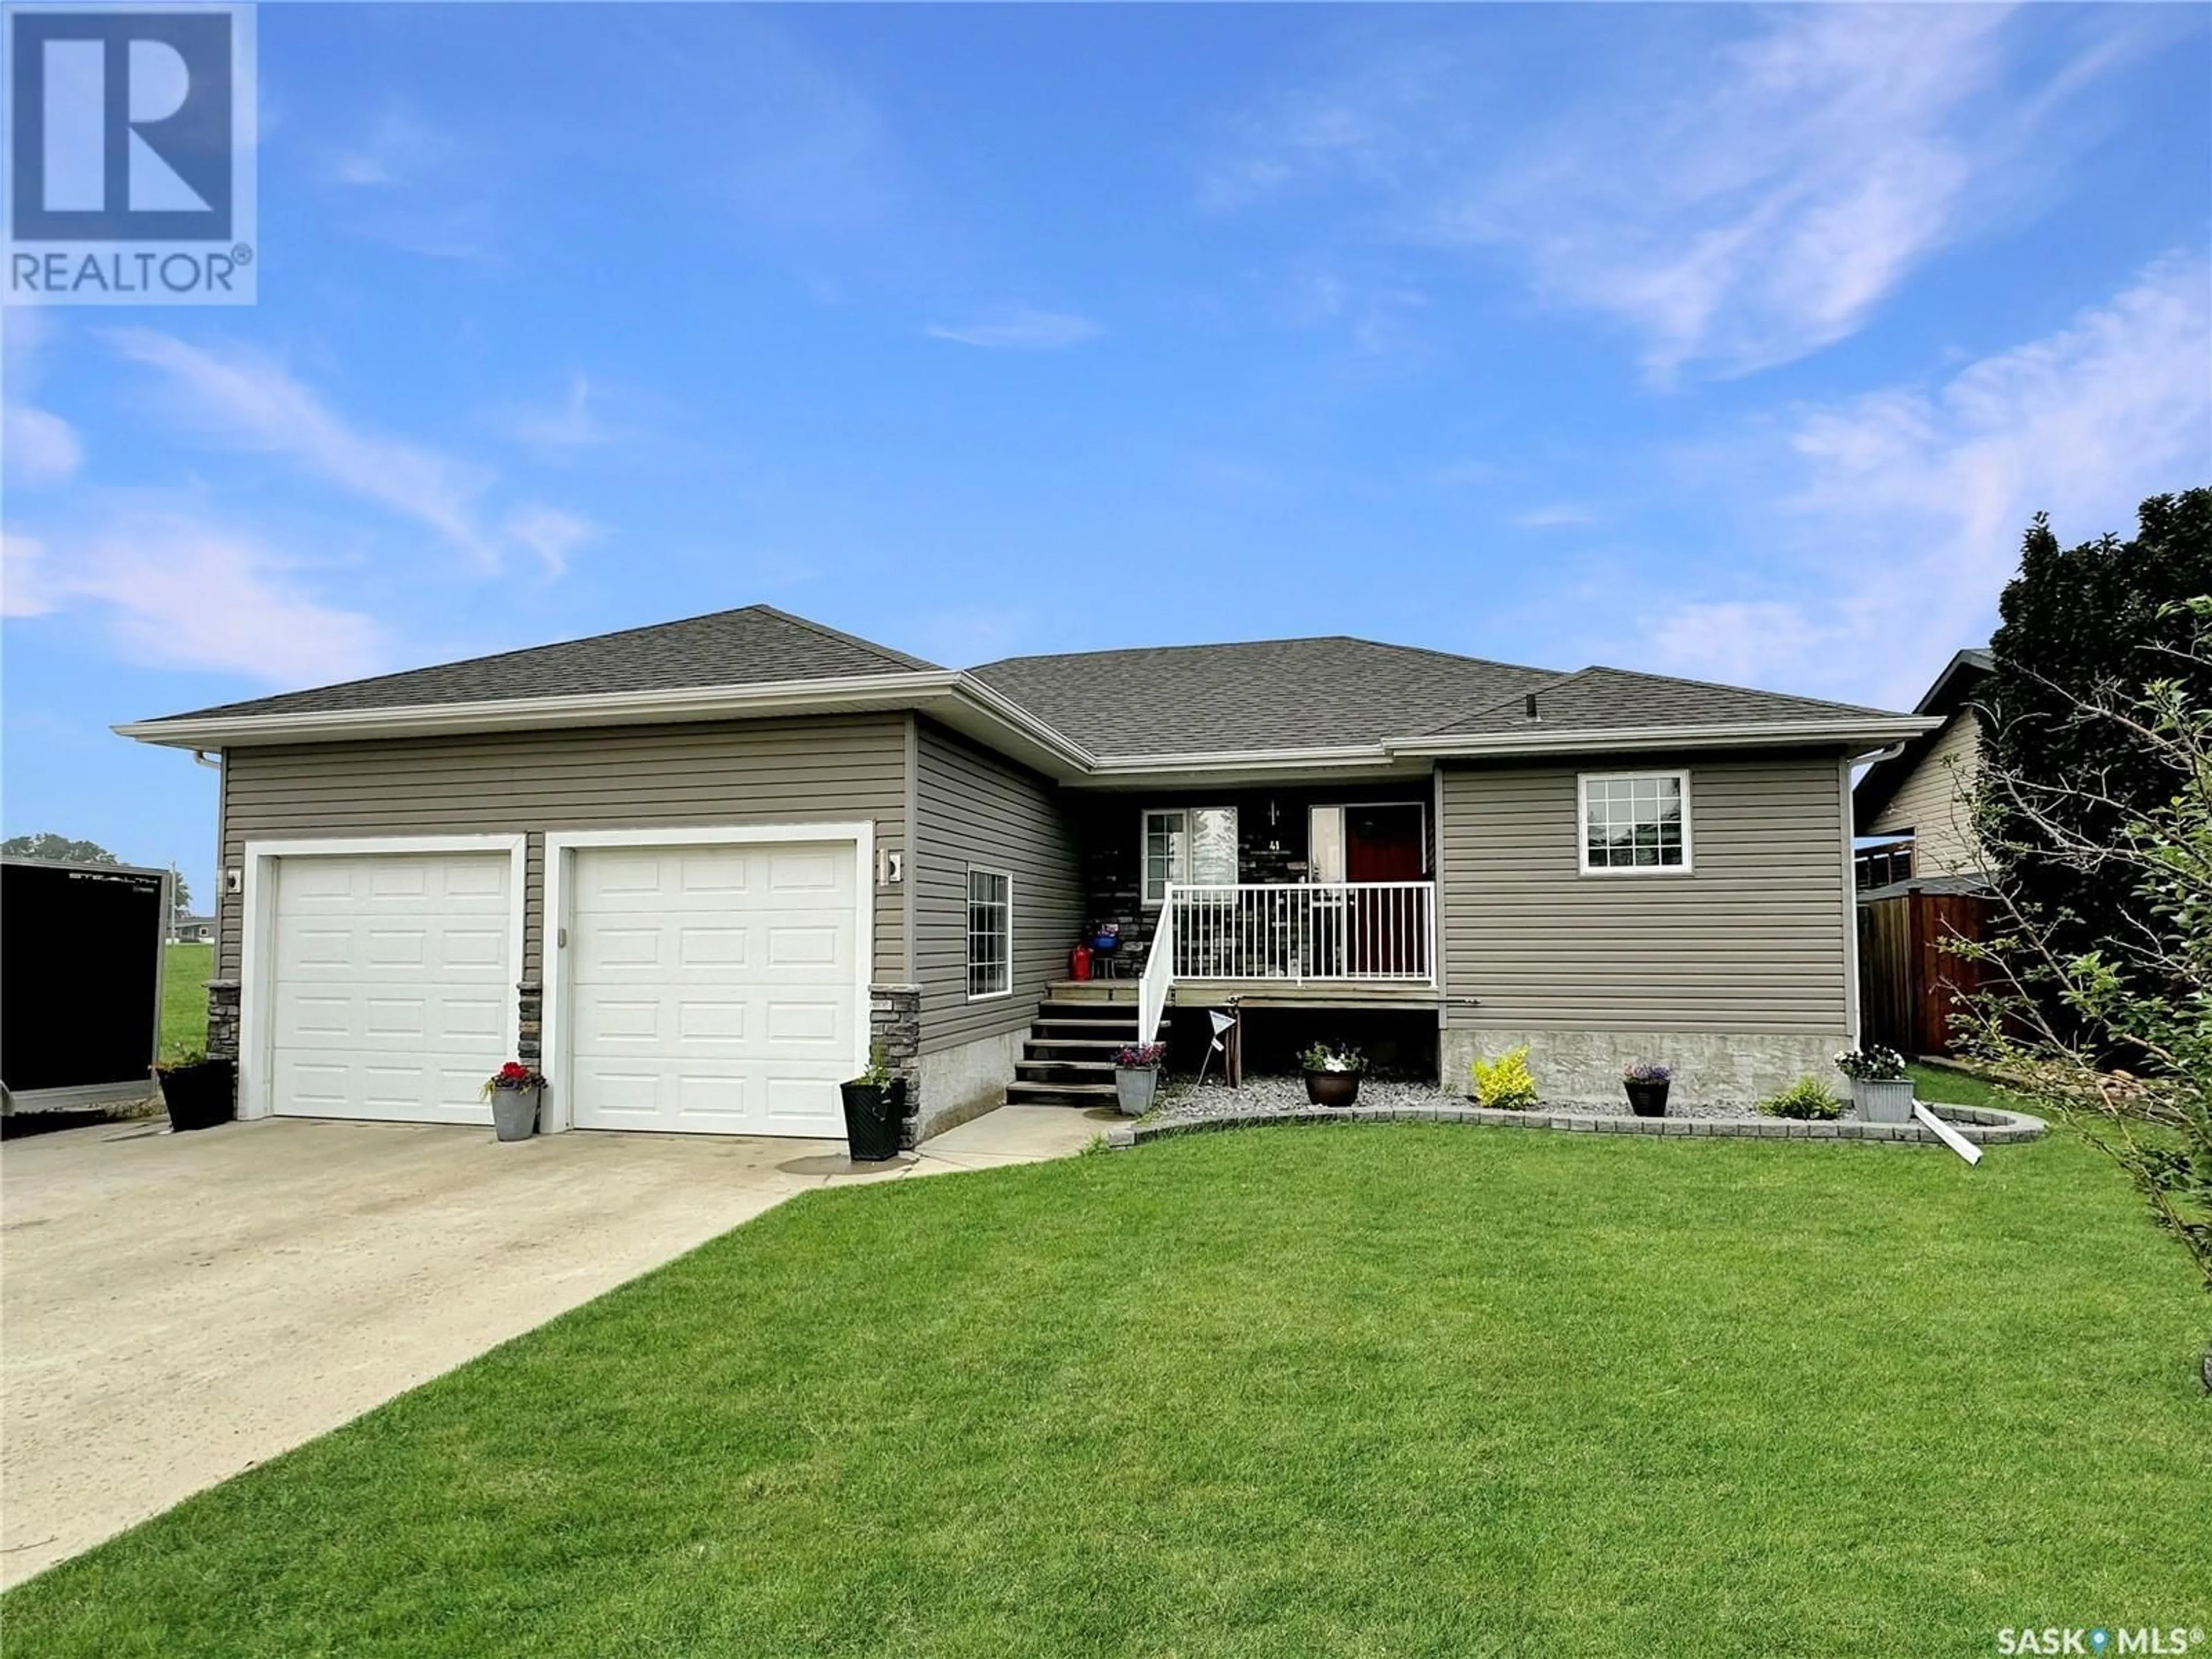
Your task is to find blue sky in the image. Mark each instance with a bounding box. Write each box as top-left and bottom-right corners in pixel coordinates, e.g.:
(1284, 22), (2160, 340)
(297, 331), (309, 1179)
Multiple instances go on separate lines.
(5, 2), (2210, 902)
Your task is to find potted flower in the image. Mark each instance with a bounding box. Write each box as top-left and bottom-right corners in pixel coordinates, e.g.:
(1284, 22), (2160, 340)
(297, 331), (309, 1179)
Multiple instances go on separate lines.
(1621, 1059), (1672, 1118)
(156, 1049), (235, 1133)
(840, 1041), (906, 1162)
(1300, 1041), (1363, 1108)
(480, 1061), (546, 1142)
(1835, 1046), (1914, 1123)
(1113, 1042), (1166, 1116)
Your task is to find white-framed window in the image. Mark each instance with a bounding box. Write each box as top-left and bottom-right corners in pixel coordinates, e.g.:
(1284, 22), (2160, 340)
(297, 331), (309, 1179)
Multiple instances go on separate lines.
(1142, 806), (1238, 905)
(967, 866), (1012, 999)
(1579, 771), (1692, 874)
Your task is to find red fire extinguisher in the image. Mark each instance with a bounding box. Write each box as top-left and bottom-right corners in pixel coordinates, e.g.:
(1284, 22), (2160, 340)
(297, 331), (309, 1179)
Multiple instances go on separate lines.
(1069, 944), (1093, 982)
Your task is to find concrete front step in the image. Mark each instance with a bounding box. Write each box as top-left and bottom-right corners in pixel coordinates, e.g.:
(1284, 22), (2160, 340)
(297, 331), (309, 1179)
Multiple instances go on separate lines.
(1032, 1019), (1139, 1039)
(1046, 981), (1140, 1003)
(1006, 1080), (1120, 1103)
(1025, 1037), (1128, 1054)
(1016, 1058), (1115, 1078)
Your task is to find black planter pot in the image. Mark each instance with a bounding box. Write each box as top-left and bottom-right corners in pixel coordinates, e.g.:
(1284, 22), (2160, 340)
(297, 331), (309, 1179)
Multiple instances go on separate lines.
(158, 1057), (236, 1132)
(839, 1077), (908, 1162)
(1304, 1069), (1362, 1108)
(1624, 1080), (1670, 1118)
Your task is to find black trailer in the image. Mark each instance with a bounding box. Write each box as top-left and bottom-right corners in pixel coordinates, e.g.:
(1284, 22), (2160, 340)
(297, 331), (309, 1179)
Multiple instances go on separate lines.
(1, 857), (171, 1115)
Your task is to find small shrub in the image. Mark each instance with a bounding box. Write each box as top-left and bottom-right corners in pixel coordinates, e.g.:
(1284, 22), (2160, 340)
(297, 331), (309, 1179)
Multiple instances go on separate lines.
(1760, 1075), (1844, 1120)
(1471, 1046), (1539, 1110)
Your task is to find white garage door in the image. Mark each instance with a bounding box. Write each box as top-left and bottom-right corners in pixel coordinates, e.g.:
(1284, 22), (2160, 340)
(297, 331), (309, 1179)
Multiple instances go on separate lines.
(566, 840), (859, 1137)
(269, 852), (514, 1123)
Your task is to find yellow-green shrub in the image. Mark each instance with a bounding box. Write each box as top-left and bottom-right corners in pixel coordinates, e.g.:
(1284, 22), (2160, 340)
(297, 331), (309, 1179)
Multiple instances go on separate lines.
(1471, 1046), (1539, 1110)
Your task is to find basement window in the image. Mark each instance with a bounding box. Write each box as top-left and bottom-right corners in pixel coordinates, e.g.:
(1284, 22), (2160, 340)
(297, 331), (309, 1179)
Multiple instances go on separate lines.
(967, 867), (1012, 999)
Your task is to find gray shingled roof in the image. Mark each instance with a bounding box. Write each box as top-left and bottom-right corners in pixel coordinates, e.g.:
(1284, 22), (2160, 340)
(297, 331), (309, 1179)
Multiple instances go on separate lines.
(1429, 666), (1900, 738)
(967, 637), (1562, 757)
(132, 605), (1917, 757)
(139, 605), (939, 724)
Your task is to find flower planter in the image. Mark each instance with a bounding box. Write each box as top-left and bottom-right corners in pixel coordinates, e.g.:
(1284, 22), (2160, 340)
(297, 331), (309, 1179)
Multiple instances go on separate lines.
(1304, 1069), (1361, 1108)
(157, 1057), (234, 1132)
(1113, 1065), (1160, 1117)
(840, 1078), (907, 1162)
(1851, 1077), (1915, 1124)
(1624, 1079), (1670, 1118)
(489, 1085), (540, 1142)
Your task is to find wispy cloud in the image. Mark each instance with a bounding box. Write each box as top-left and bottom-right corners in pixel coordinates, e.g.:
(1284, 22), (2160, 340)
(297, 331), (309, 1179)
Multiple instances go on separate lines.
(502, 503), (599, 578)
(1643, 254), (2212, 706)
(1516, 504), (1598, 530)
(1207, 9), (2147, 381)
(3, 404), (83, 487)
(924, 309), (1100, 351)
(3, 311), (84, 488)
(111, 328), (500, 564)
(3, 518), (389, 685)
(502, 375), (614, 454)
(321, 102), (501, 263)
(108, 330), (599, 575)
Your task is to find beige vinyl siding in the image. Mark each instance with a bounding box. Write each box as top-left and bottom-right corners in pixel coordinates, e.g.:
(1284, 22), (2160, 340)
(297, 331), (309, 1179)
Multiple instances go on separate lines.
(1869, 710), (1984, 876)
(217, 714), (908, 984)
(912, 719), (1082, 1054)
(1440, 753), (1849, 1033)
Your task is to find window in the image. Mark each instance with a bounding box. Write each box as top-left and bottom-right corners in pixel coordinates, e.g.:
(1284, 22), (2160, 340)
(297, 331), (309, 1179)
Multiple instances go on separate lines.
(967, 867), (1011, 999)
(1142, 806), (1238, 904)
(1580, 771), (1691, 873)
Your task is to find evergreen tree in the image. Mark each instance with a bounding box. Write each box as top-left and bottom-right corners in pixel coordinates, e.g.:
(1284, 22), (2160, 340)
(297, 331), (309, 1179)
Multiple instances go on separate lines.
(1982, 489), (2212, 980)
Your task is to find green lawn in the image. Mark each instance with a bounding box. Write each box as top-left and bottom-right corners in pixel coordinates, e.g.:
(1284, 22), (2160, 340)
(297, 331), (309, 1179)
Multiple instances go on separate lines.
(1909, 1059), (2036, 1115)
(158, 941), (212, 1066)
(7, 1126), (2207, 1657)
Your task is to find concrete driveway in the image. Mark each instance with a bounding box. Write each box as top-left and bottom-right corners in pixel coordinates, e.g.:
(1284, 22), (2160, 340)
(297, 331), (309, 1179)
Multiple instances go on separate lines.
(0, 1104), (1105, 1587)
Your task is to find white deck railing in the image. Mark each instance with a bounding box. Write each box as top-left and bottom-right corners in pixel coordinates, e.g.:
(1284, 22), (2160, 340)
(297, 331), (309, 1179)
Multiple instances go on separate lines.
(1157, 881), (1435, 993)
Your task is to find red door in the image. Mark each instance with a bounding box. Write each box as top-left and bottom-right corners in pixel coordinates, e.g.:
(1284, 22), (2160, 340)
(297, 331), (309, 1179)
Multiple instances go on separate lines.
(1344, 805), (1425, 974)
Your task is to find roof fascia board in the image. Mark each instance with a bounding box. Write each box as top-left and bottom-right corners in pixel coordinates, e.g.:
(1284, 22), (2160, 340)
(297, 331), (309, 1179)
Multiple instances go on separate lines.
(1387, 715), (1942, 759)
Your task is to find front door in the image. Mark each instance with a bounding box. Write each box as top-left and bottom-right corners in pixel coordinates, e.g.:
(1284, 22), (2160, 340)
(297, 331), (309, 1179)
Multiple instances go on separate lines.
(1345, 805), (1426, 974)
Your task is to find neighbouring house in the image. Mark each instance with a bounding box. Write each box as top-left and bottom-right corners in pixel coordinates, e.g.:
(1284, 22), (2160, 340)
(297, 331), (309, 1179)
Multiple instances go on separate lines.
(1852, 649), (1993, 891)
(118, 606), (1934, 1143)
(170, 914), (215, 945)
(1851, 649), (1998, 1057)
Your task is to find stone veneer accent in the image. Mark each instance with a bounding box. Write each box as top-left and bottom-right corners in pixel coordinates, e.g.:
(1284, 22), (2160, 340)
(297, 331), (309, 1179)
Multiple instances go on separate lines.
(869, 983), (923, 1148)
(1107, 1100), (2045, 1150)
(516, 980), (544, 1064)
(204, 979), (242, 1061)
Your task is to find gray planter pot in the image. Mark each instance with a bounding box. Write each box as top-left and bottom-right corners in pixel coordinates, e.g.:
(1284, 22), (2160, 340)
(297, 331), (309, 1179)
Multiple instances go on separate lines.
(1113, 1065), (1160, 1117)
(1851, 1077), (1915, 1124)
(490, 1085), (540, 1141)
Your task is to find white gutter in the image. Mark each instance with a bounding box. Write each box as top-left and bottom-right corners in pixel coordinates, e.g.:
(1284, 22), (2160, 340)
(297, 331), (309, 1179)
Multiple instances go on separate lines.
(1384, 715), (1942, 759)
(116, 670), (1100, 779)
(117, 673), (1938, 779)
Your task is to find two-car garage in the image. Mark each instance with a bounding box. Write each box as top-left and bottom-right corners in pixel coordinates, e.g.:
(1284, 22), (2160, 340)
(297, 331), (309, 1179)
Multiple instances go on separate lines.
(243, 826), (870, 1141)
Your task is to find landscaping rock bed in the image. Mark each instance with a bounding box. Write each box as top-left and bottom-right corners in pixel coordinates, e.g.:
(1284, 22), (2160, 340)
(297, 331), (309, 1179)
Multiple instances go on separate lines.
(1116, 1076), (2046, 1150)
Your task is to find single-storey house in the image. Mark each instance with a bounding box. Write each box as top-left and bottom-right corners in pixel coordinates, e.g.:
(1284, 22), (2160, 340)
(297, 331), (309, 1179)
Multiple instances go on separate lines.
(120, 606), (1934, 1143)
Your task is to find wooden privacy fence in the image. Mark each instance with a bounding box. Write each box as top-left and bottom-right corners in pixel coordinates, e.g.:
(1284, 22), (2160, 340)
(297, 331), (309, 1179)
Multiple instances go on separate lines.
(1857, 888), (1994, 1056)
